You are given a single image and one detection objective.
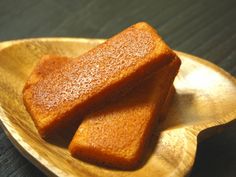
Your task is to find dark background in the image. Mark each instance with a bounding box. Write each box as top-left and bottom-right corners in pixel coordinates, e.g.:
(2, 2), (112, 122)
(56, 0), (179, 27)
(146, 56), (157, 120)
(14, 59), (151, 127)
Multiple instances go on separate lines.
(0, 0), (236, 176)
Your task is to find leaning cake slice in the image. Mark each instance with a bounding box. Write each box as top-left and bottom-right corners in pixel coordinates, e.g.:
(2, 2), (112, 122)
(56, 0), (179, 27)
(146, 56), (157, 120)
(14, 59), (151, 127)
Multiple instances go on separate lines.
(23, 22), (177, 137)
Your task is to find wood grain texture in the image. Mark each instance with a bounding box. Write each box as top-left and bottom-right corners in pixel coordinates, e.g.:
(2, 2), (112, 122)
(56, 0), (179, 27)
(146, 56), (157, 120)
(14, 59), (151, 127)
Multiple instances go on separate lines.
(0, 38), (235, 177)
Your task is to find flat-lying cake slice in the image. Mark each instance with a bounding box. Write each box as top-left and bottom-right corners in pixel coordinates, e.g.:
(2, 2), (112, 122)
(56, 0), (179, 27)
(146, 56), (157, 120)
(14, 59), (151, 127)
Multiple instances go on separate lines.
(69, 57), (181, 169)
(23, 22), (178, 137)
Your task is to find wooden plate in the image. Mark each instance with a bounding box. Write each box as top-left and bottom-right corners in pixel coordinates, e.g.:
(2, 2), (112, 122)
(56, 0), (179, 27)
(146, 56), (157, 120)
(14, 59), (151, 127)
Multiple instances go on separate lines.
(0, 38), (236, 177)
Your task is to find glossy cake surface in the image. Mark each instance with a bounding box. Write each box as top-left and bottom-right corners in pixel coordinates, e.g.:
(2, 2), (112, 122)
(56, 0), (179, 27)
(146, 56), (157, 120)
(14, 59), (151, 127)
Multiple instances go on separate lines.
(23, 22), (177, 137)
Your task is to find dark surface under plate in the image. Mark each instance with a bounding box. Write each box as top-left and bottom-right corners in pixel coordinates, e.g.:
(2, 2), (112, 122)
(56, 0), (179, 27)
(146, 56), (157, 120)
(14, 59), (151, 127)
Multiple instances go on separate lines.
(0, 0), (236, 176)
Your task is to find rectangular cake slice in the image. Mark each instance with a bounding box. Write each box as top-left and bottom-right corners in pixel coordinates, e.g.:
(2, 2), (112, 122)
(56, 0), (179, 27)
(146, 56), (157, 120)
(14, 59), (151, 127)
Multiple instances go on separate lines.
(23, 22), (178, 137)
(69, 57), (181, 169)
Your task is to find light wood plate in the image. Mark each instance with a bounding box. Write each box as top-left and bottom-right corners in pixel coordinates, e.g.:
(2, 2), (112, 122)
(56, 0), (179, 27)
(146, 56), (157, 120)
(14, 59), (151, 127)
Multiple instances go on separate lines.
(0, 38), (236, 177)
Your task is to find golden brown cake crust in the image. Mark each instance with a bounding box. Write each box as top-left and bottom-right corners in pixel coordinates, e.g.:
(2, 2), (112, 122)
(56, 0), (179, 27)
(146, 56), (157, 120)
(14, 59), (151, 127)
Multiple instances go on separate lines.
(23, 22), (177, 137)
(69, 57), (181, 169)
(28, 25), (156, 111)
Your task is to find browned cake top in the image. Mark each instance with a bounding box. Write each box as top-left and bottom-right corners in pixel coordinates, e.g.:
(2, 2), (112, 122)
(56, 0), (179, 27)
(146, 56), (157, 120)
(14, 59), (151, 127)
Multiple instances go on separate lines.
(30, 25), (156, 111)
